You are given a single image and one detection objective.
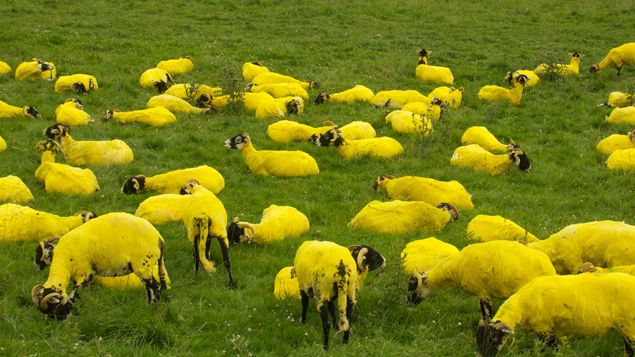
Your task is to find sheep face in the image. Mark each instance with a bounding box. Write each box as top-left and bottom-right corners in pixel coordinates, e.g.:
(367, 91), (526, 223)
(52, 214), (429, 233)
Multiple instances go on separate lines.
(77, 211), (97, 223)
(417, 48), (430, 58)
(24, 106), (40, 119)
(44, 124), (70, 140)
(227, 218), (254, 245)
(349, 245), (386, 272)
(224, 133), (250, 150)
(121, 176), (146, 194)
(179, 179), (201, 195)
(196, 94), (213, 108)
(286, 99), (301, 114)
(153, 81), (168, 94)
(476, 320), (511, 357)
(314, 92), (330, 105)
(31, 285), (71, 320)
(311, 129), (344, 147)
(437, 202), (459, 221)
(34, 237), (60, 271)
(407, 272), (431, 305)
(37, 60), (54, 72)
(34, 140), (61, 153)
(103, 109), (114, 121)
(514, 74), (529, 87)
(372, 175), (394, 192)
(509, 150), (531, 171)
(64, 98), (84, 108)
(589, 65), (600, 73)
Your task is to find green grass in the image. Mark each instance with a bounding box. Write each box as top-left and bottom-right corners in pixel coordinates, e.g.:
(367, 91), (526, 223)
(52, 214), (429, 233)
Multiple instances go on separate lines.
(0, 0), (634, 356)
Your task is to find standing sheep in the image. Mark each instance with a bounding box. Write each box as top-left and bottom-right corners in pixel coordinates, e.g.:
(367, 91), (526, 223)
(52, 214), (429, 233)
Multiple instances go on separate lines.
(227, 204), (310, 244)
(135, 193), (192, 225)
(374, 175), (474, 210)
(349, 200), (458, 234)
(590, 42), (635, 76)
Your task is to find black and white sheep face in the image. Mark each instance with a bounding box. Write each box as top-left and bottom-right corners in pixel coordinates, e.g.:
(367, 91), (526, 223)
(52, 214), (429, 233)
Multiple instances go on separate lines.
(44, 124), (70, 140)
(153, 81), (168, 94)
(37, 60), (54, 72)
(179, 179), (201, 195)
(72, 82), (88, 95)
(34, 140), (61, 153)
(349, 245), (386, 272)
(509, 150), (531, 171)
(476, 320), (511, 357)
(312, 129), (344, 148)
(314, 93), (330, 105)
(25, 106), (40, 119)
(121, 176), (146, 194)
(78, 211), (98, 223)
(224, 134), (250, 150)
(436, 202), (460, 221)
(407, 272), (431, 305)
(286, 99), (300, 114)
(32, 285), (72, 320)
(372, 175), (394, 192)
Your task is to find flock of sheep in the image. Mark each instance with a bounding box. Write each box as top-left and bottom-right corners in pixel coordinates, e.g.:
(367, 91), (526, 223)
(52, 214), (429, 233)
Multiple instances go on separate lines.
(0, 40), (634, 355)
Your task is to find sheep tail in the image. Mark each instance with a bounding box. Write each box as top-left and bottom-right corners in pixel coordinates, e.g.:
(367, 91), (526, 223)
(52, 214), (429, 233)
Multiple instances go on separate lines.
(336, 279), (349, 333)
(195, 216), (216, 273)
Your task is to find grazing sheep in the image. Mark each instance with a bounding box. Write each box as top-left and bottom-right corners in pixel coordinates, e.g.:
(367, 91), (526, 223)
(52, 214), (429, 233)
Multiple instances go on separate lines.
(401, 98), (445, 120)
(477, 74), (528, 106)
(606, 147), (635, 171)
(476, 273), (635, 357)
(529, 220), (635, 274)
(55, 98), (92, 126)
(450, 144), (531, 175)
(140, 68), (174, 93)
(0, 176), (33, 203)
(294, 240), (385, 349)
(0, 203), (94, 243)
(370, 89), (430, 109)
(467, 214), (540, 243)
(242, 61), (271, 81)
(224, 133), (319, 177)
(34, 140), (100, 196)
(251, 71), (318, 90)
(606, 105), (635, 125)
(590, 42), (635, 76)
(147, 94), (210, 114)
(415, 49), (454, 85)
(314, 85), (375, 104)
(534, 52), (583, 76)
(349, 200), (458, 234)
(155, 56), (194, 74)
(401, 237), (459, 275)
(44, 124), (134, 166)
(164, 83), (223, 102)
(599, 91), (633, 108)
(0, 61), (11, 75)
(596, 129), (635, 155)
(103, 106), (176, 127)
(384, 110), (434, 135)
(0, 100), (40, 119)
(227, 204), (310, 244)
(31, 212), (167, 319)
(428, 86), (463, 108)
(274, 266), (300, 300)
(507, 70), (539, 87)
(374, 175), (474, 210)
(249, 82), (309, 100)
(460, 126), (513, 153)
(309, 128), (404, 159)
(54, 74), (99, 94)
(408, 241), (556, 321)
(122, 165), (224, 195)
(14, 59), (54, 80)
(135, 193), (191, 225)
(255, 96), (304, 119)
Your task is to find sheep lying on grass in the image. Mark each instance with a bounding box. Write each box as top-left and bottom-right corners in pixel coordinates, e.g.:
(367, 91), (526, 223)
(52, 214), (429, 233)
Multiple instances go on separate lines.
(450, 144), (531, 175)
(227, 204), (309, 244)
(0, 176), (33, 203)
(55, 98), (92, 126)
(599, 91), (632, 108)
(0, 203), (95, 243)
(242, 61), (271, 81)
(477, 74), (528, 106)
(606, 106), (635, 125)
(104, 106), (176, 127)
(0, 99), (40, 119)
(535, 52), (583, 77)
(241, 92), (274, 112)
(224, 133), (319, 177)
(314, 85), (374, 104)
(590, 42), (635, 76)
(249, 82), (309, 100)
(384, 110), (434, 135)
(428, 86), (463, 108)
(251, 71), (318, 90)
(415, 49), (454, 85)
(309, 128), (404, 159)
(596, 129), (635, 155)
(155, 56), (194, 74)
(135, 193), (191, 225)
(371, 89), (430, 109)
(164, 83), (223, 102)
(294, 240), (385, 349)
(122, 165), (224, 195)
(507, 70), (539, 87)
(467, 214), (540, 243)
(460, 126), (513, 153)
(34, 140), (100, 196)
(44, 124), (134, 166)
(606, 147), (635, 171)
(147, 94), (210, 114)
(408, 240), (556, 321)
(267, 120), (336, 143)
(54, 74), (98, 94)
(299, 121), (376, 144)
(31, 212), (167, 320)
(255, 96), (304, 119)
(0, 60), (10, 75)
(401, 237), (459, 275)
(374, 175), (474, 210)
(14, 59), (55, 80)
(140, 68), (174, 93)
(349, 200), (458, 234)
(476, 273), (635, 357)
(401, 98), (445, 120)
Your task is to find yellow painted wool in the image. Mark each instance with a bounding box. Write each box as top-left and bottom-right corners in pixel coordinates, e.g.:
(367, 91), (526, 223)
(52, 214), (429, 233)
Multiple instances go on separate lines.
(401, 237), (459, 275)
(55, 101), (92, 126)
(535, 53), (582, 76)
(401, 101), (443, 120)
(250, 82), (309, 100)
(236, 204), (309, 244)
(273, 266), (300, 300)
(164, 83), (223, 101)
(371, 89), (430, 108)
(385, 110), (434, 135)
(147, 94), (208, 114)
(0, 100), (27, 119)
(450, 144), (514, 175)
(0, 203), (85, 242)
(334, 136), (404, 159)
(108, 106), (176, 127)
(477, 79), (525, 105)
(255, 96), (303, 119)
(35, 142), (100, 195)
(591, 42), (635, 75)
(467, 214), (539, 243)
(428, 86), (462, 108)
(0, 61), (11, 75)
(51, 126), (133, 166)
(603, 91), (632, 107)
(242, 61), (270, 81)
(512, 70), (539, 87)
(415, 62), (454, 85)
(349, 200), (452, 234)
(155, 57), (194, 74)
(39, 61), (56, 80)
(15, 59), (54, 80)
(328, 84), (375, 103)
(606, 148), (635, 171)
(237, 135), (319, 177)
(94, 264), (171, 290)
(460, 126), (509, 153)
(142, 165), (224, 194)
(54, 74), (98, 93)
(0, 135), (6, 151)
(0, 176), (33, 203)
(251, 72), (314, 90)
(339, 121), (376, 140)
(376, 175), (473, 210)
(606, 106), (635, 125)
(135, 193), (191, 225)
(139, 68), (172, 90)
(267, 120), (335, 143)
(242, 92), (274, 112)
(596, 133), (635, 155)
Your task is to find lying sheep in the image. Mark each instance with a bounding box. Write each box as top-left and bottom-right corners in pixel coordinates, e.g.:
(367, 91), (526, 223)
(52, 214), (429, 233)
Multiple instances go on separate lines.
(606, 105), (635, 125)
(294, 240), (385, 349)
(450, 144), (531, 175)
(428, 86), (463, 108)
(477, 74), (528, 105)
(273, 266), (300, 300)
(303, 121), (376, 144)
(55, 98), (92, 126)
(147, 94), (211, 114)
(0, 99), (40, 119)
(0, 60), (11, 75)
(54, 74), (99, 94)
(135, 193), (191, 225)
(349, 200), (458, 234)
(370, 89), (430, 109)
(0, 203), (95, 243)
(242, 61), (271, 81)
(140, 68), (174, 93)
(408, 240), (556, 321)
(401, 237), (459, 276)
(314, 84), (375, 104)
(44, 124), (134, 166)
(309, 128), (404, 159)
(401, 98), (445, 121)
(0, 176), (33, 203)
(249, 82), (309, 100)
(251, 71), (318, 90)
(224, 133), (319, 177)
(476, 273), (635, 357)
(227, 204), (309, 244)
(606, 147), (635, 171)
(384, 110), (434, 135)
(104, 106), (176, 127)
(374, 175), (474, 210)
(241, 92), (274, 112)
(34, 140), (100, 196)
(596, 129), (635, 155)
(122, 165), (224, 195)
(599, 91), (633, 108)
(0, 134), (5, 151)
(590, 42), (635, 76)
(14, 59), (55, 80)
(255, 96), (304, 119)
(415, 49), (454, 85)
(460, 126), (514, 153)
(535, 52), (583, 76)
(164, 83), (223, 102)
(467, 214), (540, 244)
(507, 70), (539, 87)
(268, 120), (375, 143)
(31, 212), (167, 319)
(155, 56), (194, 74)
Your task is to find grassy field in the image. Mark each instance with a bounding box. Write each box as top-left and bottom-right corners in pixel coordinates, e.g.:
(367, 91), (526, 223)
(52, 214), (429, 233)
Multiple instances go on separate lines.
(0, 0), (634, 356)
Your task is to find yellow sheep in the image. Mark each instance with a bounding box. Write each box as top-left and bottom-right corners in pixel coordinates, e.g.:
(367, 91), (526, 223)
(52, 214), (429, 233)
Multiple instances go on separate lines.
(314, 84), (375, 104)
(310, 128), (404, 159)
(147, 94), (210, 115)
(139, 68), (173, 93)
(460, 126), (512, 153)
(0, 100), (40, 119)
(242, 61), (270, 81)
(590, 42), (635, 76)
(273, 266), (300, 300)
(267, 120), (375, 144)
(370, 89), (430, 108)
(384, 110), (434, 135)
(14, 59), (55, 80)
(164, 83), (223, 102)
(224, 133), (319, 177)
(242, 92), (274, 112)
(44, 124), (134, 166)
(579, 262), (635, 275)
(477, 74), (528, 105)
(34, 140), (100, 196)
(0, 176), (33, 203)
(349, 200), (458, 234)
(54, 74), (98, 94)
(535, 52), (582, 76)
(599, 91), (633, 108)
(606, 148), (635, 171)
(415, 49), (454, 85)
(450, 144), (531, 175)
(249, 82), (309, 100)
(0, 61), (11, 75)
(0, 135), (5, 151)
(401, 237), (459, 275)
(135, 193), (191, 225)
(606, 105), (635, 125)
(467, 214), (540, 243)
(596, 129), (635, 155)
(401, 98), (444, 120)
(251, 71), (318, 91)
(155, 56), (194, 74)
(103, 106), (176, 127)
(427, 86), (463, 108)
(55, 98), (92, 126)
(254, 96), (304, 119)
(374, 175), (473, 210)
(121, 165), (224, 195)
(0, 203), (94, 243)
(227, 204), (310, 244)
(508, 70), (539, 87)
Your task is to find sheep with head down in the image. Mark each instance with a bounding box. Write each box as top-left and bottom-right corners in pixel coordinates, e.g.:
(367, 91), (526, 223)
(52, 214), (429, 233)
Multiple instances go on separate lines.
(590, 42), (635, 76)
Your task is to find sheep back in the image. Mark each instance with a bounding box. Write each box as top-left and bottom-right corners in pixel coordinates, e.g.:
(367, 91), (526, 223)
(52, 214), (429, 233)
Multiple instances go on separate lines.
(0, 176), (33, 203)
(401, 237), (459, 275)
(383, 176), (473, 210)
(467, 215), (539, 243)
(349, 200), (451, 234)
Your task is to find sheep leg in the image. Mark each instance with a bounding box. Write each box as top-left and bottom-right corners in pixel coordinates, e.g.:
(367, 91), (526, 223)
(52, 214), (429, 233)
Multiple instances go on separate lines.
(320, 305), (330, 350)
(617, 67), (622, 76)
(192, 233), (201, 273)
(300, 291), (309, 324)
(217, 237), (236, 289)
(343, 297), (353, 344)
(69, 275), (93, 315)
(538, 333), (558, 351)
(479, 299), (494, 321)
(143, 277), (161, 304)
(624, 337), (634, 357)
(327, 300), (337, 327)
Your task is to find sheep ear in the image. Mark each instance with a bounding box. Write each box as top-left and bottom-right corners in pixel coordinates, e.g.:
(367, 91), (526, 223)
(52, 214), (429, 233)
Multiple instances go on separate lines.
(356, 247), (369, 271)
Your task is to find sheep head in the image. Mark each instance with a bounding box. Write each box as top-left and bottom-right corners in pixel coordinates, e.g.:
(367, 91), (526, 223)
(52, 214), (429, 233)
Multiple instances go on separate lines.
(436, 202), (459, 221)
(103, 109), (115, 121)
(76, 211), (98, 223)
(505, 71), (514, 85)
(349, 245), (386, 273)
(153, 81), (168, 94)
(286, 97), (303, 115)
(64, 98), (84, 108)
(570, 51), (583, 59)
(308, 81), (319, 89)
(44, 123), (71, 140)
(227, 217), (255, 245)
(509, 148), (531, 171)
(196, 93), (213, 108)
(589, 64), (600, 73)
(372, 175), (394, 192)
(121, 175), (146, 194)
(179, 179), (201, 195)
(311, 128), (344, 147)
(71, 82), (88, 95)
(514, 74), (529, 87)
(406, 272), (429, 305)
(34, 237), (60, 271)
(476, 319), (512, 357)
(31, 285), (71, 320)
(314, 92), (330, 105)
(34, 140), (61, 153)
(24, 106), (40, 119)
(417, 48), (430, 59)
(628, 129), (635, 142)
(37, 60), (54, 72)
(224, 133), (251, 150)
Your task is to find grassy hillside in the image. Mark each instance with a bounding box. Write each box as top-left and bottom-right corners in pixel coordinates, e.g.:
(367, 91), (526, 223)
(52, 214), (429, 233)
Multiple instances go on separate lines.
(0, 0), (633, 356)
